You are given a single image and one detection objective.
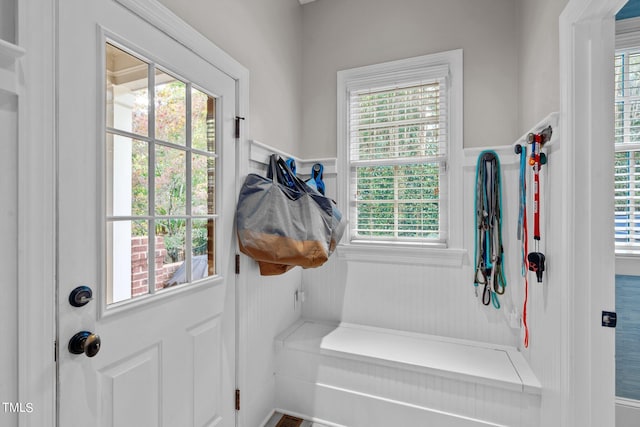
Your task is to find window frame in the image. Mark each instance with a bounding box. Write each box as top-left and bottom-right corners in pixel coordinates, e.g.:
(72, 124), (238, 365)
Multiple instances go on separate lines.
(103, 37), (221, 310)
(614, 19), (640, 278)
(337, 50), (465, 266)
(615, 19), (640, 266)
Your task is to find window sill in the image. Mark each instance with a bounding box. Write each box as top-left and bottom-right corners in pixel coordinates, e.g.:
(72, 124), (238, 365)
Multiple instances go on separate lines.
(337, 242), (467, 267)
(615, 254), (640, 276)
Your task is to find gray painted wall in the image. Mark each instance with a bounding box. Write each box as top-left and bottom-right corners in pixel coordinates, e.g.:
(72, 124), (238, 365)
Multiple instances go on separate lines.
(158, 0), (564, 156)
(300, 0), (520, 158)
(158, 0), (303, 156)
(0, 0), (15, 43)
(517, 0), (569, 134)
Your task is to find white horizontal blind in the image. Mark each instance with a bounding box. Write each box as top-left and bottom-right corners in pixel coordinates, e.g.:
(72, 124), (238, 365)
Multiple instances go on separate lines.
(615, 49), (640, 253)
(349, 78), (448, 242)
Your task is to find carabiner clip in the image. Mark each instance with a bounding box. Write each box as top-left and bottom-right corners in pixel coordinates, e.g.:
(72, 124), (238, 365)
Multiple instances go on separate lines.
(482, 284), (492, 306)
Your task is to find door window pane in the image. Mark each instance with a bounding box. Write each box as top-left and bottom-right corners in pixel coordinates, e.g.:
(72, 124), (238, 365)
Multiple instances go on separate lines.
(155, 146), (186, 216)
(106, 133), (148, 217)
(192, 88), (216, 152)
(155, 70), (186, 145)
(192, 153), (215, 215)
(193, 218), (215, 279)
(106, 43), (149, 137)
(107, 220), (150, 304)
(156, 219), (186, 287)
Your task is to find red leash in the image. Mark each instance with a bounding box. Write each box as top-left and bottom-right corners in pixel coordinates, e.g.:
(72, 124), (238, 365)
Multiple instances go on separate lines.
(522, 205), (529, 348)
(520, 126), (551, 347)
(529, 134), (542, 241)
(527, 129), (549, 283)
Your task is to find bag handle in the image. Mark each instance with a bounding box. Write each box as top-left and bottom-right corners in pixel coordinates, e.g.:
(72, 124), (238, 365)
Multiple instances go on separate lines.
(268, 154), (309, 193)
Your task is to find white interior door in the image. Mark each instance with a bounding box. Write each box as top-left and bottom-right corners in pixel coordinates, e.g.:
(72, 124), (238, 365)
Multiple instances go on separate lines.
(57, 1), (237, 426)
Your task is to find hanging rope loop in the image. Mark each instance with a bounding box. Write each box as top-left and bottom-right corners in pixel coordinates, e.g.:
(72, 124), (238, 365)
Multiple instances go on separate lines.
(473, 151), (507, 309)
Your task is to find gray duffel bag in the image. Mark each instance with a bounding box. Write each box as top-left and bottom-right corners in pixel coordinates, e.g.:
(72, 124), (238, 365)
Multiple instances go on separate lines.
(236, 154), (344, 276)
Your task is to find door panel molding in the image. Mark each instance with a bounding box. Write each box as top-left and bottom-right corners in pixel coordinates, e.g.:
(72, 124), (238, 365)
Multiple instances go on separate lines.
(98, 344), (162, 427)
(188, 315), (223, 426)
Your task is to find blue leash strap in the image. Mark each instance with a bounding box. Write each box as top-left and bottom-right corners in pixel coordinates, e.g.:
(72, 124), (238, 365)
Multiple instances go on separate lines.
(517, 145), (527, 276)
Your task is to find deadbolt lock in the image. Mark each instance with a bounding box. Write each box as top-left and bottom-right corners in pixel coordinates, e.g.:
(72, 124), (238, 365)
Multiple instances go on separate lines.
(69, 286), (93, 307)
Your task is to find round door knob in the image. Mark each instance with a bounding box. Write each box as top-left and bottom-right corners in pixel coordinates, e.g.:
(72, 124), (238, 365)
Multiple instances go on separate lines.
(68, 331), (101, 357)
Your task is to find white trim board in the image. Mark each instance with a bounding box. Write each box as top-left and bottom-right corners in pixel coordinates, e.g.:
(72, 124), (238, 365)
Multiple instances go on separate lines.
(463, 112), (559, 168)
(249, 139), (337, 176)
(0, 38), (25, 58)
(559, 0), (624, 425)
(18, 1), (57, 426)
(616, 398), (640, 427)
(263, 410), (345, 427)
(0, 38), (25, 95)
(336, 243), (466, 267)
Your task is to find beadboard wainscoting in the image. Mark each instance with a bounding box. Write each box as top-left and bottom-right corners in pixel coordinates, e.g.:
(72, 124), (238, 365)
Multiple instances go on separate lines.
(301, 144), (526, 348)
(240, 140), (337, 426)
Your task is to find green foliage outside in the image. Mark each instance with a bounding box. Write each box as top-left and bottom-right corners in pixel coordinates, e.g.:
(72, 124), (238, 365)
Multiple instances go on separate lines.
(129, 80), (214, 262)
(352, 84), (442, 240)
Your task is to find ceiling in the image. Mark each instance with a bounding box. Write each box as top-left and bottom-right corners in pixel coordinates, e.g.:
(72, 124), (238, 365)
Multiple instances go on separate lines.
(301, 0), (640, 17)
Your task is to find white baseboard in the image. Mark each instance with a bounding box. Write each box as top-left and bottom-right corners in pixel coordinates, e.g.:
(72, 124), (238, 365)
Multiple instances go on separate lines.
(273, 408), (347, 427)
(259, 409), (276, 427)
(616, 398), (640, 427)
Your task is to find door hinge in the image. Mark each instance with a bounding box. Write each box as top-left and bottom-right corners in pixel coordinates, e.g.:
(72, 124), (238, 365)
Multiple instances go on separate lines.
(54, 340), (57, 362)
(602, 311), (617, 328)
(235, 254), (240, 274)
(235, 116), (245, 139)
(235, 389), (240, 411)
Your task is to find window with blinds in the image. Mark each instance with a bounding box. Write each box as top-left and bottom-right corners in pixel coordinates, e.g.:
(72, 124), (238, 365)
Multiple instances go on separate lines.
(615, 48), (640, 253)
(348, 78), (448, 243)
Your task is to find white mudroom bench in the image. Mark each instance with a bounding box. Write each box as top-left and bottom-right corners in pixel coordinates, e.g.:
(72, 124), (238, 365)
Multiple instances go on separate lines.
(274, 320), (541, 427)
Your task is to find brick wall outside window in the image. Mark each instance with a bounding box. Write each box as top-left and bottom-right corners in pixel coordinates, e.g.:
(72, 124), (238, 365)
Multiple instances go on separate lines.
(131, 236), (182, 297)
